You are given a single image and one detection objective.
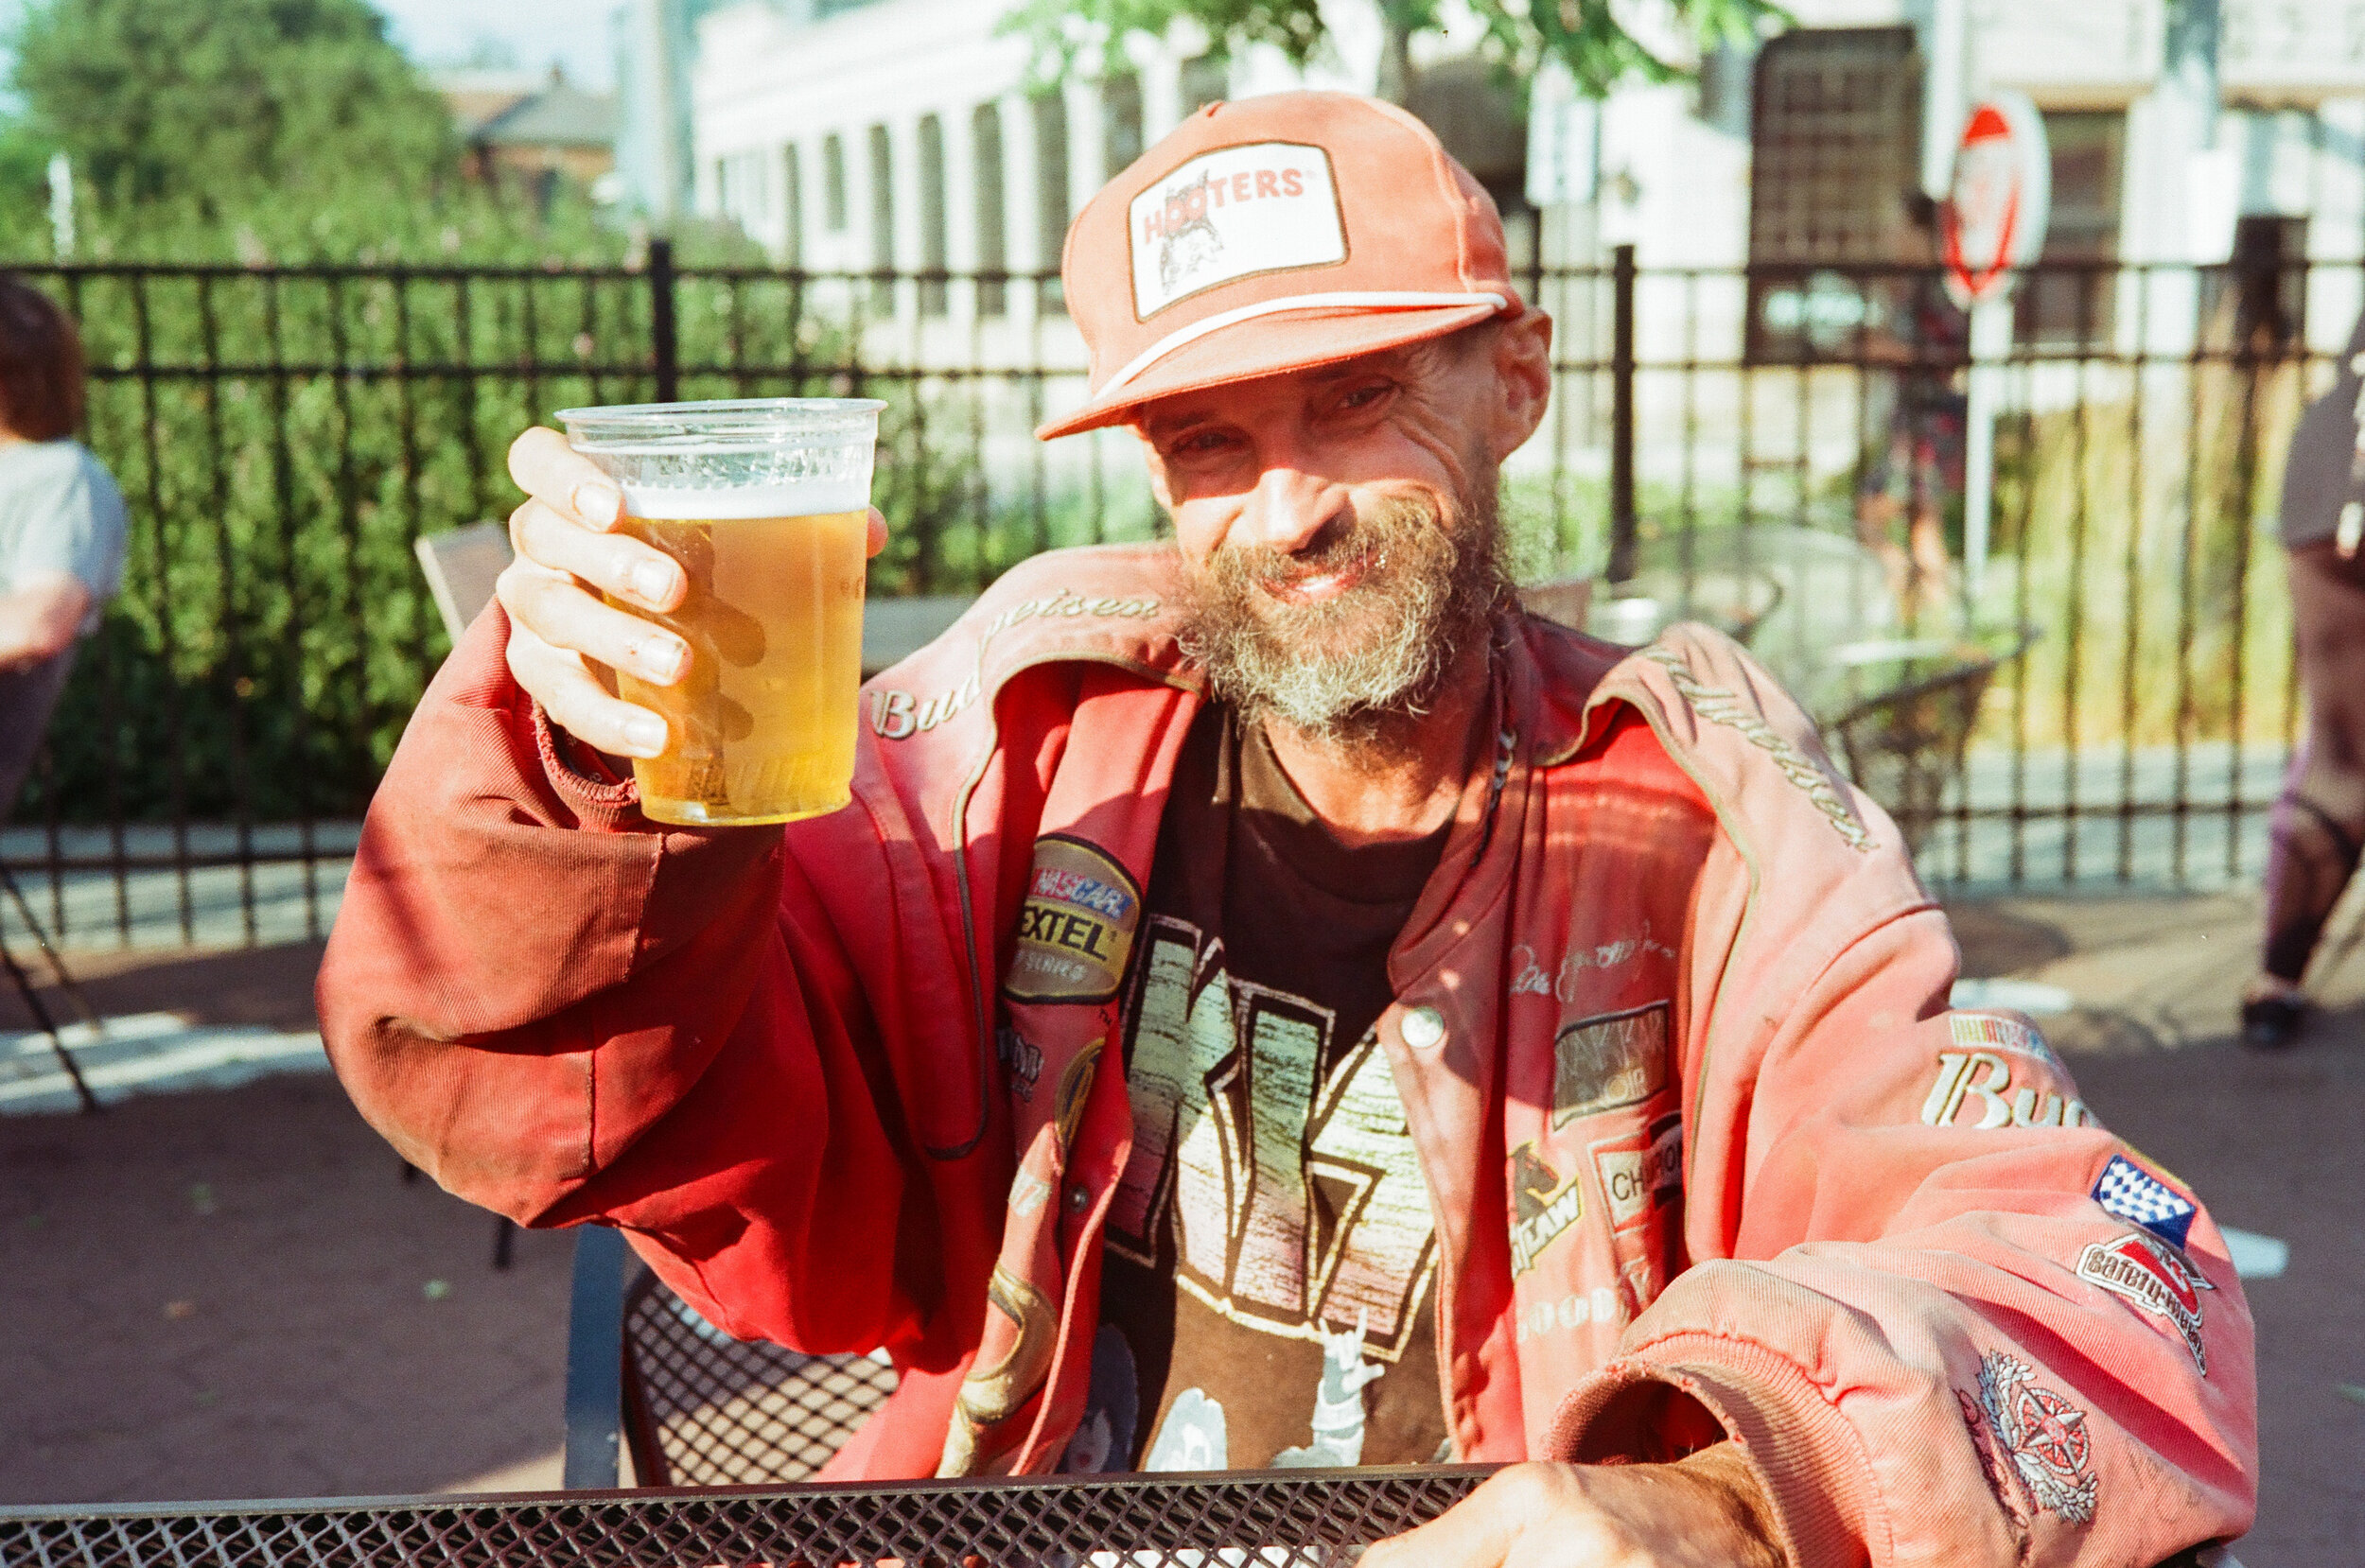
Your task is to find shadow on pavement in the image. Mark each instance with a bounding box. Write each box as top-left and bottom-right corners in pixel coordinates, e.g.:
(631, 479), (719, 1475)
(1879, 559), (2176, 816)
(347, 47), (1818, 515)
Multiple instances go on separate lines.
(1, 1071), (570, 1503)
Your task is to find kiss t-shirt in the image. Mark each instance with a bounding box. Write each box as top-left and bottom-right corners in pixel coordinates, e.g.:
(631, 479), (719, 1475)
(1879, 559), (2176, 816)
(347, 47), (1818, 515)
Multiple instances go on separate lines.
(1064, 702), (1454, 1473)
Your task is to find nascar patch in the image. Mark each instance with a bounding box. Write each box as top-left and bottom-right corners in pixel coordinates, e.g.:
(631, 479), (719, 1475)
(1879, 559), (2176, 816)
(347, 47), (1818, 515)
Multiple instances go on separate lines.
(1949, 1011), (2060, 1069)
(2092, 1153), (2197, 1250)
(1005, 836), (1142, 1004)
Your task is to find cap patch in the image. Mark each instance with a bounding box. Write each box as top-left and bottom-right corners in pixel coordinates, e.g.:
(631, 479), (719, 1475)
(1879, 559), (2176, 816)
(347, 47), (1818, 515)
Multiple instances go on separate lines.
(1129, 142), (1347, 321)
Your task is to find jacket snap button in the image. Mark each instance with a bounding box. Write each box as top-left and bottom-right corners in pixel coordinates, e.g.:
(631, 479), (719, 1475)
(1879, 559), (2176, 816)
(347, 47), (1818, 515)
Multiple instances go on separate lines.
(1066, 1184), (1090, 1213)
(1401, 1005), (1446, 1051)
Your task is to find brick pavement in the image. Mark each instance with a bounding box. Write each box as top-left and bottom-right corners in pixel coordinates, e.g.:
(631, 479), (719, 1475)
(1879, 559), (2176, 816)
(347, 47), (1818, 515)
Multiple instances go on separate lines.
(0, 896), (2358, 1566)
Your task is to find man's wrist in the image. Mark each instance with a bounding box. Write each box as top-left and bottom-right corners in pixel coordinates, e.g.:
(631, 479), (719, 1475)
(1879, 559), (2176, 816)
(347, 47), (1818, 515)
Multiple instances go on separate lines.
(1671, 1440), (1789, 1568)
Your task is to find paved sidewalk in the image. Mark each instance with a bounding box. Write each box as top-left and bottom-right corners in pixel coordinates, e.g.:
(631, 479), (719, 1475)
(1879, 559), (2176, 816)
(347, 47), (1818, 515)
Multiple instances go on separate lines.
(0, 896), (2358, 1565)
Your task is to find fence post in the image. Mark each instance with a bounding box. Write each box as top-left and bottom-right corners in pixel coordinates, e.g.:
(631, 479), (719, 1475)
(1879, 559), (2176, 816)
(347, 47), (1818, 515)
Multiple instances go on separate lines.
(1608, 243), (1638, 584)
(650, 236), (680, 403)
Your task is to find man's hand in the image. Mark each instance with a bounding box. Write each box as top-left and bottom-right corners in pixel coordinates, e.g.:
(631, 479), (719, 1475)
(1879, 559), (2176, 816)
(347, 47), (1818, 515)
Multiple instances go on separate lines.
(496, 426), (888, 759)
(1360, 1444), (1785, 1568)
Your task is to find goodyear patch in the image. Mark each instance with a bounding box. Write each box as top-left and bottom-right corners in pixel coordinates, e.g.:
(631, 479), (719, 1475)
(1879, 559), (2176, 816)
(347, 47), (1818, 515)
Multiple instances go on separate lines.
(1005, 836), (1143, 1004)
(1551, 1002), (1671, 1127)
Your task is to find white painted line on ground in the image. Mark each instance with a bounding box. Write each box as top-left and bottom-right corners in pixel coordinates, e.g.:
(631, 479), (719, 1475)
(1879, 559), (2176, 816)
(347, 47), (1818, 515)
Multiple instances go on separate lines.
(0, 1012), (330, 1115)
(1950, 978), (2076, 1015)
(2220, 1227), (2289, 1281)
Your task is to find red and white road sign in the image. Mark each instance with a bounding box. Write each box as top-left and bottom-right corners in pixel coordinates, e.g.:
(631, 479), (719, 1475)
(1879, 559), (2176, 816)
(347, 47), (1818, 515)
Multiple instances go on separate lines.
(1944, 93), (2051, 308)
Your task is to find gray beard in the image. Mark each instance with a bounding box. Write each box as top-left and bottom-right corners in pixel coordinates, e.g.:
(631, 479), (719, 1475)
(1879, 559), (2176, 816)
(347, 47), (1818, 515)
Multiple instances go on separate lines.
(1174, 485), (1513, 750)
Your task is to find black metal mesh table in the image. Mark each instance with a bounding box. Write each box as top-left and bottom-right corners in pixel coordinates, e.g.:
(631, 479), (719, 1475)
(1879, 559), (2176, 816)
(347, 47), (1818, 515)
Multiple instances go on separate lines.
(0, 1469), (1497, 1567)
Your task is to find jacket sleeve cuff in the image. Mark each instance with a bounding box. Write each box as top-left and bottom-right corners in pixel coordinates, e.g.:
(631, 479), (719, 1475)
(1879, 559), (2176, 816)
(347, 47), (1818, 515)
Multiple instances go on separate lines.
(532, 701), (646, 829)
(1544, 1334), (1877, 1568)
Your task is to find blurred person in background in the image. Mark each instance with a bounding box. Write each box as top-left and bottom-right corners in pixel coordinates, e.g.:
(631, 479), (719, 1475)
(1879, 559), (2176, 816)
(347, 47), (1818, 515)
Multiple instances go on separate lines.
(0, 275), (128, 824)
(1854, 193), (1969, 630)
(2246, 305), (2365, 1048)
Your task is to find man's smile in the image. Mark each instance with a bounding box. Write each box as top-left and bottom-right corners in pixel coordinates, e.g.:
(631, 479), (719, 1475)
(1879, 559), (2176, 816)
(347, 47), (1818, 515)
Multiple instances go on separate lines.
(1259, 547), (1375, 605)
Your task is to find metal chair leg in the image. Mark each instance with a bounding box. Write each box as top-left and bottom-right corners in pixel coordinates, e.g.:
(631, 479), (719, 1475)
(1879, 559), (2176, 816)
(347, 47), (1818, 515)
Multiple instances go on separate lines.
(562, 1226), (627, 1490)
(0, 928), (97, 1114)
(0, 864), (102, 1032)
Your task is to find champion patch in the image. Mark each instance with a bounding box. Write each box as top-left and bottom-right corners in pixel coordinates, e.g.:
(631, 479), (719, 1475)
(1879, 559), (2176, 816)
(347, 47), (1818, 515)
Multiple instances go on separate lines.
(1128, 142), (1346, 319)
(2077, 1231), (2214, 1373)
(2092, 1154), (2197, 1250)
(1005, 836), (1143, 1004)
(1971, 1351), (2098, 1525)
(1591, 1113), (1684, 1233)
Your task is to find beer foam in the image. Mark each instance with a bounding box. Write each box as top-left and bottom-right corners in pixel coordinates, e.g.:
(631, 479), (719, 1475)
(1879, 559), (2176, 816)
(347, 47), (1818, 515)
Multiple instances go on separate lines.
(622, 477), (870, 520)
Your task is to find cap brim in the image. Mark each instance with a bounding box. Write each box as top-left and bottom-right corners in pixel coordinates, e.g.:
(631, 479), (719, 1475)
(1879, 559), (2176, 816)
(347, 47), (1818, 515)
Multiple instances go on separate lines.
(1034, 300), (1507, 441)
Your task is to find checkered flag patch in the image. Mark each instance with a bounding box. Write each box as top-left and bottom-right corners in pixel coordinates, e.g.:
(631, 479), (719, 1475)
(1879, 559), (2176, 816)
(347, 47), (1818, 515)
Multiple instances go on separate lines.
(2093, 1154), (2196, 1249)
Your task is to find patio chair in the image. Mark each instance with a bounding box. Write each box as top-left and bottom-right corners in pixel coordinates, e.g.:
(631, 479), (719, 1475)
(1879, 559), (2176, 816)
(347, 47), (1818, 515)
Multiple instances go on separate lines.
(0, 864), (102, 1114)
(562, 1226), (896, 1489)
(1818, 629), (2039, 861)
(548, 1226), (2230, 1567)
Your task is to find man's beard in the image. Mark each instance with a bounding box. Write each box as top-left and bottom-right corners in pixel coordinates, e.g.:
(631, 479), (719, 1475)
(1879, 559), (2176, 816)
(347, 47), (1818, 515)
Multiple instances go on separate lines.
(1174, 484), (1513, 749)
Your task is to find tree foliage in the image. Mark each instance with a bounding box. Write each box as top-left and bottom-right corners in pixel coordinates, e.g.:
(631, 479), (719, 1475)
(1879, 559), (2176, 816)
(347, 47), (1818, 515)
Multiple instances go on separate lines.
(1003, 0), (1789, 99)
(0, 0), (659, 264)
(13, 0), (454, 211)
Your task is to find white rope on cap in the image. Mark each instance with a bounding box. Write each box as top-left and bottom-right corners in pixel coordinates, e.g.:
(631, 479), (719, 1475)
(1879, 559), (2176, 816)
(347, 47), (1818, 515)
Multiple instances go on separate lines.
(1093, 289), (1510, 401)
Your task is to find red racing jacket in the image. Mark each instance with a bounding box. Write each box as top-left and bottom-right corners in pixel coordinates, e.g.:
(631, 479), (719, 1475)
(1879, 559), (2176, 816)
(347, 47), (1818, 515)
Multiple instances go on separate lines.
(320, 542), (2255, 1567)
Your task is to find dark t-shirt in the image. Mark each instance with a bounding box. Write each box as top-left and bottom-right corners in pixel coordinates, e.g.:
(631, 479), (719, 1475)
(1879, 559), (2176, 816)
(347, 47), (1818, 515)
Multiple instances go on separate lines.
(1063, 702), (1454, 1473)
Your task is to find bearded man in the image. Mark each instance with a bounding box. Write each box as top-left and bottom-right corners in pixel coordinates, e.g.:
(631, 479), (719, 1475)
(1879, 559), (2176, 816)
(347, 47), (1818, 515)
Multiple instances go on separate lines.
(320, 94), (2255, 1566)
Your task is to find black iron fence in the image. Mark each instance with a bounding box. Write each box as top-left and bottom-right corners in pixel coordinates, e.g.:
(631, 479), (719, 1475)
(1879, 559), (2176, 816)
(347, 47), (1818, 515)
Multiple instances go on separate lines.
(0, 245), (2341, 949)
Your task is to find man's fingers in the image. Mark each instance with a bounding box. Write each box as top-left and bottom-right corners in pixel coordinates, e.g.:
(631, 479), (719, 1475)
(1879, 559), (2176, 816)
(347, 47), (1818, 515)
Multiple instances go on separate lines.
(866, 506), (888, 558)
(510, 497), (686, 611)
(1360, 1465), (1616, 1568)
(504, 618), (670, 759)
(507, 425), (625, 532)
(497, 560), (691, 688)
(1359, 1470), (1527, 1568)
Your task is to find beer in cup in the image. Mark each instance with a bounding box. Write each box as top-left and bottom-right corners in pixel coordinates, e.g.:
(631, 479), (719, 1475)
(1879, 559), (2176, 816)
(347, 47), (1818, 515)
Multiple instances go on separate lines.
(557, 397), (885, 827)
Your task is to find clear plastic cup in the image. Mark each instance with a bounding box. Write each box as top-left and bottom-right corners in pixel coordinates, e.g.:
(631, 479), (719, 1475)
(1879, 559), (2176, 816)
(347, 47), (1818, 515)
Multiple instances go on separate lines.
(557, 397), (885, 827)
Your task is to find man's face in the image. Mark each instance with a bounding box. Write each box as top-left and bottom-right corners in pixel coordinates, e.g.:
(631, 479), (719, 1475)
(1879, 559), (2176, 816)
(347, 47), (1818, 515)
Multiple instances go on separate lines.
(1132, 318), (1552, 740)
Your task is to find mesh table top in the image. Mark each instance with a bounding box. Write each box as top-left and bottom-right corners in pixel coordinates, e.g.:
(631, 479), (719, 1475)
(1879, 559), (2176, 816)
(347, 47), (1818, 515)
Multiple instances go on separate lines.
(0, 1468), (1497, 1567)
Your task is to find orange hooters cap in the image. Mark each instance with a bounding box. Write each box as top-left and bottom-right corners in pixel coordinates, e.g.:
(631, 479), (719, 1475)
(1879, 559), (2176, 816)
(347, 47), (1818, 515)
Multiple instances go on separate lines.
(1034, 90), (1523, 440)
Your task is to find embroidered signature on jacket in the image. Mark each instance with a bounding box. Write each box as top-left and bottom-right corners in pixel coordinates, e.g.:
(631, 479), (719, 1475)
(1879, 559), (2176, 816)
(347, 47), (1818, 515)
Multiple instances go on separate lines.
(1640, 646), (1872, 852)
(872, 588), (1162, 740)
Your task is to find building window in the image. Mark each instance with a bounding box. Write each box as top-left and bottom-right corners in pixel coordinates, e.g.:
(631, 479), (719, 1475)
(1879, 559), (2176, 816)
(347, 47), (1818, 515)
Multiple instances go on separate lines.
(1747, 26), (1923, 267)
(1033, 92), (1071, 313)
(1743, 26), (1924, 363)
(1103, 72), (1145, 177)
(2016, 110), (2125, 347)
(1180, 54), (1227, 113)
(822, 132), (848, 232)
(868, 122), (896, 313)
(918, 113), (949, 316)
(973, 101), (1008, 317)
(783, 142), (804, 265)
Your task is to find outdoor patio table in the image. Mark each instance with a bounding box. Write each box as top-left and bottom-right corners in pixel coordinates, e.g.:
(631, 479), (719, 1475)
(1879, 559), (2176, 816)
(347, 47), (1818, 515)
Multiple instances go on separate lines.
(0, 1469), (1496, 1567)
